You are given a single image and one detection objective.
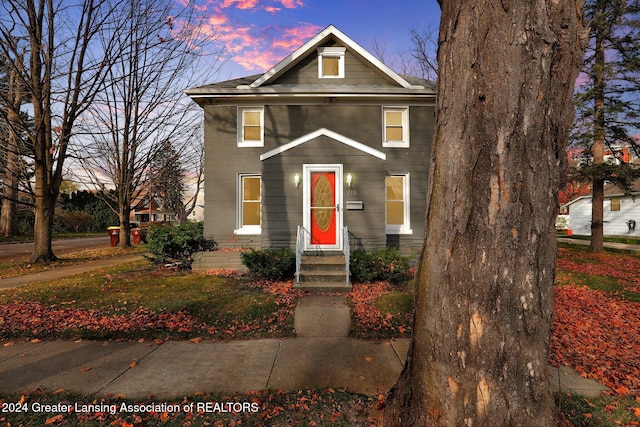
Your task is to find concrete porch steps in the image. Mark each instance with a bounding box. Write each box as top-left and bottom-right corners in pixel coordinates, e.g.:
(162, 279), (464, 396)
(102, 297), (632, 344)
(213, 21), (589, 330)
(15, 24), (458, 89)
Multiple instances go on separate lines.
(297, 254), (351, 292)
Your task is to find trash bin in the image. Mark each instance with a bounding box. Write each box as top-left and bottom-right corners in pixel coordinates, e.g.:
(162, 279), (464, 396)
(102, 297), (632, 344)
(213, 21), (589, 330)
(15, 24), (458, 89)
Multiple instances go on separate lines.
(131, 228), (142, 245)
(108, 226), (120, 247)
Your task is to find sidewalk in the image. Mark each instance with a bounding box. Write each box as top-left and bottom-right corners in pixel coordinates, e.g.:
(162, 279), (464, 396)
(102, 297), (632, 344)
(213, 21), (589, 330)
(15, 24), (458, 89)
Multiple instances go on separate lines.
(0, 296), (609, 399)
(558, 237), (640, 252)
(0, 254), (146, 290)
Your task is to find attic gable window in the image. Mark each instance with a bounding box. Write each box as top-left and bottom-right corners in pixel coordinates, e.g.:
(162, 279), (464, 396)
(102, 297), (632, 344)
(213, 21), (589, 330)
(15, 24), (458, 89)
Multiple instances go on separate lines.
(238, 107), (264, 147)
(317, 47), (346, 79)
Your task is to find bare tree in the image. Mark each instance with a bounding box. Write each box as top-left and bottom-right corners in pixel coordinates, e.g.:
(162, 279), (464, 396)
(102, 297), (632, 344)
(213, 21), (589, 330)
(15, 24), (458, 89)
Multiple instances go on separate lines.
(0, 0), (124, 261)
(75, 0), (219, 245)
(149, 125), (204, 225)
(384, 1), (587, 426)
(373, 24), (438, 81)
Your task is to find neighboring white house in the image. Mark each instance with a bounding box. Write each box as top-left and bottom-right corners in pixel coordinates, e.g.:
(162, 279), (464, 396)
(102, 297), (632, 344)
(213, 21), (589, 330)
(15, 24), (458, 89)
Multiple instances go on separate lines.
(563, 183), (640, 237)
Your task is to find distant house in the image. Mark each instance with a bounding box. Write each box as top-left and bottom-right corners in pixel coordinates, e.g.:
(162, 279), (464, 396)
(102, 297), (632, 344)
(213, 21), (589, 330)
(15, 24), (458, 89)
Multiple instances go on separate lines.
(130, 196), (176, 225)
(564, 182), (640, 237)
(186, 25), (435, 255)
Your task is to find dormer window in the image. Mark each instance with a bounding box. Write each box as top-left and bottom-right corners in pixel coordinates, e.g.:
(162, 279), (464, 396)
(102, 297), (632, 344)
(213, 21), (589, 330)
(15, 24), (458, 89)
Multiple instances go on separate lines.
(317, 47), (346, 79)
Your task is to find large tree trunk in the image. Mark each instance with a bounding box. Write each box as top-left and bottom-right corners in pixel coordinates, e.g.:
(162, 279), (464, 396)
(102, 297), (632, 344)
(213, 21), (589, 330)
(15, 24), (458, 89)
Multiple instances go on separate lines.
(384, 1), (587, 426)
(31, 189), (57, 263)
(1, 113), (20, 238)
(589, 0), (606, 253)
(1, 65), (24, 238)
(118, 188), (132, 247)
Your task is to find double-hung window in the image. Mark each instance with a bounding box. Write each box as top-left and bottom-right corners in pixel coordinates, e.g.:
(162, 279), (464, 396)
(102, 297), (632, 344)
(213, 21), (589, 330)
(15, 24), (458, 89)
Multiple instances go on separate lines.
(236, 174), (261, 234)
(385, 173), (412, 234)
(238, 107), (264, 147)
(383, 107), (410, 148)
(611, 197), (621, 211)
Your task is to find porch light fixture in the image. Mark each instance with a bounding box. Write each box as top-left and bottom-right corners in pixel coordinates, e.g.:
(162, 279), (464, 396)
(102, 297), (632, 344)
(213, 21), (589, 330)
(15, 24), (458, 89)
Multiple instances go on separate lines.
(346, 173), (353, 188)
(294, 173), (301, 188)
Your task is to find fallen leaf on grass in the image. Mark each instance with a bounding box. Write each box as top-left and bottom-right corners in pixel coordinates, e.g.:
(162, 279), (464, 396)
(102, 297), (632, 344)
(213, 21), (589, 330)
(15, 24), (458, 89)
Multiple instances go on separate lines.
(190, 337), (203, 344)
(80, 367), (92, 372)
(129, 361), (138, 368)
(45, 414), (64, 424)
(3, 342), (14, 347)
(364, 356), (373, 362)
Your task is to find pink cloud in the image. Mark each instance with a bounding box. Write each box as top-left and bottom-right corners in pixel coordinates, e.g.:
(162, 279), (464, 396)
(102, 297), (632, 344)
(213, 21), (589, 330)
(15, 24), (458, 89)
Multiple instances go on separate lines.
(279, 0), (304, 8)
(190, 0), (320, 74)
(264, 6), (281, 14)
(219, 0), (259, 9)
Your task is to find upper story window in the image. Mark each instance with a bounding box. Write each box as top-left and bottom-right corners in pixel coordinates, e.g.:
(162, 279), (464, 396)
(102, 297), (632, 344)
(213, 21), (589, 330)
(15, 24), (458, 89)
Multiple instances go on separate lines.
(317, 47), (346, 79)
(238, 107), (264, 147)
(383, 107), (410, 148)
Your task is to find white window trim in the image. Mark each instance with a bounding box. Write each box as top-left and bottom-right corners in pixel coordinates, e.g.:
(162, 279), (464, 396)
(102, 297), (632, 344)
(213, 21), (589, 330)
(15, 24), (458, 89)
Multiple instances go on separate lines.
(385, 172), (412, 234)
(382, 106), (410, 148)
(317, 47), (346, 79)
(237, 107), (264, 147)
(235, 174), (262, 235)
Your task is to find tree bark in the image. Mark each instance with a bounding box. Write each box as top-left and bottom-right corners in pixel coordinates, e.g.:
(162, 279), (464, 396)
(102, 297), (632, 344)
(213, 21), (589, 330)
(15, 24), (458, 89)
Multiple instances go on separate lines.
(384, 1), (587, 426)
(1, 111), (21, 238)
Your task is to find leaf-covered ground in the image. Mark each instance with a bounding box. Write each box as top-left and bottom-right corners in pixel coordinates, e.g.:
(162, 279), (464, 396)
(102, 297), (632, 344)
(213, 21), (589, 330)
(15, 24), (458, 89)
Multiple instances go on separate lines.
(0, 266), (297, 341)
(2, 245), (640, 399)
(552, 246), (640, 396)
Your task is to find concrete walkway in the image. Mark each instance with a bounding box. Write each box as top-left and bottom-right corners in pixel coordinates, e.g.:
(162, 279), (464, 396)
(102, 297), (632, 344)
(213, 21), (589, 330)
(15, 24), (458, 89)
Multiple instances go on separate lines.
(0, 254), (146, 290)
(0, 295), (608, 399)
(558, 237), (640, 252)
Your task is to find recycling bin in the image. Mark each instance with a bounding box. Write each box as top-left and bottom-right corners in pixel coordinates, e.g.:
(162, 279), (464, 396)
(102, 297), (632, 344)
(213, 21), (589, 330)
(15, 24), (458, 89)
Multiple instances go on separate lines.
(131, 228), (142, 245)
(108, 226), (120, 247)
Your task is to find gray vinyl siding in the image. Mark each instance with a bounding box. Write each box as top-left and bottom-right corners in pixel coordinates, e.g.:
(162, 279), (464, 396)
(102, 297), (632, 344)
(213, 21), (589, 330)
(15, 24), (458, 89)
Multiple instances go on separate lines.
(261, 136), (387, 250)
(203, 105), (263, 247)
(203, 99), (433, 251)
(273, 49), (398, 87)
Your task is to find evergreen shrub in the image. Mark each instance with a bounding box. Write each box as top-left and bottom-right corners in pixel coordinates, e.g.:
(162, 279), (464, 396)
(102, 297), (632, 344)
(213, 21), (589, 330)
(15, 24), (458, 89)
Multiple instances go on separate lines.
(240, 248), (296, 280)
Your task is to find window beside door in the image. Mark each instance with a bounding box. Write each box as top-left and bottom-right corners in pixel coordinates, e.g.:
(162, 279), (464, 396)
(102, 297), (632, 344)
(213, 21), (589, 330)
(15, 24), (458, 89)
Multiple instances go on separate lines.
(236, 174), (261, 234)
(386, 173), (412, 234)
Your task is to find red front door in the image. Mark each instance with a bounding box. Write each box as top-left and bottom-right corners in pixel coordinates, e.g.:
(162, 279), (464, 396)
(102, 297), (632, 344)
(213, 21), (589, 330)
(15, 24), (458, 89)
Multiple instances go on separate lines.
(310, 171), (337, 245)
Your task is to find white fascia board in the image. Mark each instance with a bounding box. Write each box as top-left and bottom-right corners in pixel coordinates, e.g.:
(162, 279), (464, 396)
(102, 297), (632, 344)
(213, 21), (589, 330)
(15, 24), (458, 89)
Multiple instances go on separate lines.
(250, 25), (413, 89)
(260, 128), (386, 161)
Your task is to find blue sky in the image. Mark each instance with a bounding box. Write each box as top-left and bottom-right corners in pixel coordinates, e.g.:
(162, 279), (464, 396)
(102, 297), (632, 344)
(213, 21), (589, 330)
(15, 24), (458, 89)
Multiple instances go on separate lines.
(191, 0), (441, 80)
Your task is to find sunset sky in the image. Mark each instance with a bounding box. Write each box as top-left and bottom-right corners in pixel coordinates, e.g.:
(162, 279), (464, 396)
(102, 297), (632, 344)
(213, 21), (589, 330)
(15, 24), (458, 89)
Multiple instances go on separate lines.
(192, 0), (442, 80)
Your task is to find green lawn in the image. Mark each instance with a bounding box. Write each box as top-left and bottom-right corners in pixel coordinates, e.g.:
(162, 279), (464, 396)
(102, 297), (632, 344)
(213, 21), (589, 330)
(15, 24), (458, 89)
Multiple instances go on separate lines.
(0, 245), (147, 279)
(0, 262), (295, 341)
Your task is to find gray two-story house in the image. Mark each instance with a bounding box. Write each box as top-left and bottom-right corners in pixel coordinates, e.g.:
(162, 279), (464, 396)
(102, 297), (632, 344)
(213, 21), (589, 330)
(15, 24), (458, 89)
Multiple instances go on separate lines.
(186, 25), (435, 258)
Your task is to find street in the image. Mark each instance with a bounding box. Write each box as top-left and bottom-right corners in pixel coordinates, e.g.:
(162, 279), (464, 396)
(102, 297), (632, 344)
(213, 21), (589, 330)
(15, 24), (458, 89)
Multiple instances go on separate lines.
(0, 236), (110, 263)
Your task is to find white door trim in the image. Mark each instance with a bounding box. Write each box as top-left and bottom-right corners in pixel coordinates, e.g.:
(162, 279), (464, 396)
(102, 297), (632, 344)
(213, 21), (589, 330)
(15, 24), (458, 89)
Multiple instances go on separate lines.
(302, 164), (343, 251)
